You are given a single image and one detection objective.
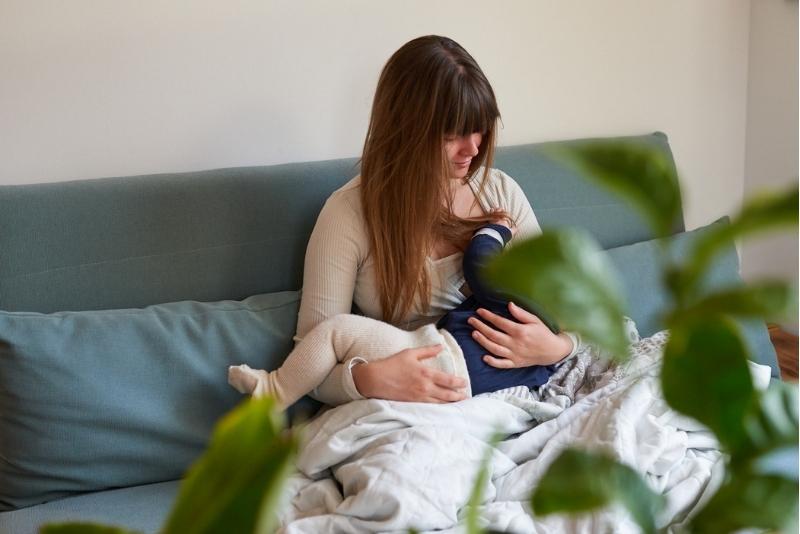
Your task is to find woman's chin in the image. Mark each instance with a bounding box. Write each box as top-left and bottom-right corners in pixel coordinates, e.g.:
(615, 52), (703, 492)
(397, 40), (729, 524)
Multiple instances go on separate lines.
(451, 167), (471, 179)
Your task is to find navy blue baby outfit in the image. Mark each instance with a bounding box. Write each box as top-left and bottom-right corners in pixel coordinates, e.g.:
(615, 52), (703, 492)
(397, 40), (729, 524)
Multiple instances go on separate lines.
(436, 224), (558, 395)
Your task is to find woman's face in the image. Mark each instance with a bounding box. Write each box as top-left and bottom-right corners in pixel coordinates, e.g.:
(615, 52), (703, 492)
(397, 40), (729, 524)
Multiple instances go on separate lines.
(444, 132), (482, 179)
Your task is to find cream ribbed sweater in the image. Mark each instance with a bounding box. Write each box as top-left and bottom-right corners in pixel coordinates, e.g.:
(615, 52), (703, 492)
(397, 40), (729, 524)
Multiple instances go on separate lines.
(295, 168), (544, 405)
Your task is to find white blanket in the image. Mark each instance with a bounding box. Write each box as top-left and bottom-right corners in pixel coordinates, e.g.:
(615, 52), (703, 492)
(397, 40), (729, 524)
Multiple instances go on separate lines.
(277, 331), (772, 533)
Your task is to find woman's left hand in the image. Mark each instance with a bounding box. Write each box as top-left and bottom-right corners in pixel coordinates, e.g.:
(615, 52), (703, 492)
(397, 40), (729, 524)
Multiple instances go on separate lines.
(467, 302), (573, 368)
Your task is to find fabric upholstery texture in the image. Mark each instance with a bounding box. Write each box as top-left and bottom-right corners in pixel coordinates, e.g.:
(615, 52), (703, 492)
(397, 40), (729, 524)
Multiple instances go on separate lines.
(0, 481), (179, 534)
(0, 133), (675, 314)
(0, 291), (300, 511)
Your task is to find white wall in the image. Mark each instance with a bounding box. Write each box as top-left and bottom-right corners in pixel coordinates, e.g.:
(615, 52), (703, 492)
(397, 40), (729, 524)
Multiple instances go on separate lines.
(1, 0), (752, 232)
(741, 0), (799, 332)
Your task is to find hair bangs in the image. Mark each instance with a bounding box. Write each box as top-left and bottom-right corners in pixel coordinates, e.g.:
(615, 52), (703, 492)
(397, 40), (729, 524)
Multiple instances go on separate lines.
(444, 75), (499, 137)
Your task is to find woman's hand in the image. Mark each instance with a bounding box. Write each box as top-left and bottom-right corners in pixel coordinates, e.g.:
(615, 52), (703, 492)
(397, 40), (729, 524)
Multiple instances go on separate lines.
(489, 210), (518, 237)
(468, 302), (573, 368)
(351, 345), (468, 403)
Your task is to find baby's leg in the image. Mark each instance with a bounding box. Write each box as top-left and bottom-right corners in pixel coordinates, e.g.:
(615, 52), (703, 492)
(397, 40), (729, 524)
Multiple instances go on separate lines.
(228, 314), (429, 408)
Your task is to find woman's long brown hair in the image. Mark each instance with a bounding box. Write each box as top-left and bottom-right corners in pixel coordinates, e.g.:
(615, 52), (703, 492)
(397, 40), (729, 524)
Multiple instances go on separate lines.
(360, 35), (504, 324)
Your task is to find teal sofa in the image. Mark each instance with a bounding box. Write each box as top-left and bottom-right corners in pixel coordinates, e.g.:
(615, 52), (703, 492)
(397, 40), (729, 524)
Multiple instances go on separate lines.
(0, 132), (782, 533)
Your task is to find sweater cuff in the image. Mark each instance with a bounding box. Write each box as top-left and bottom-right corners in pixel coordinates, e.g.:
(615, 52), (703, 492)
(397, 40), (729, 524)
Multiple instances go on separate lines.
(474, 223), (512, 244)
(556, 331), (582, 364)
(342, 357), (369, 400)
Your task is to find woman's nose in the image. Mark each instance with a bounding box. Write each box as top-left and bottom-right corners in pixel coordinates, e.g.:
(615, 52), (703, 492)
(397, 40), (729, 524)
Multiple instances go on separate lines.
(459, 134), (481, 155)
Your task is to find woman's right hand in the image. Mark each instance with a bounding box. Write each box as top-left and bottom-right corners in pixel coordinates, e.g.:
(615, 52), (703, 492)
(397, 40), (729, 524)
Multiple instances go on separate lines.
(351, 345), (468, 403)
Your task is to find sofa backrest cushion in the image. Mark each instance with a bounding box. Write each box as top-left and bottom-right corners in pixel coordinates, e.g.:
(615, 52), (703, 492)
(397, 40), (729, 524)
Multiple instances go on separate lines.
(0, 132), (676, 313)
(0, 291), (301, 511)
(0, 160), (356, 313)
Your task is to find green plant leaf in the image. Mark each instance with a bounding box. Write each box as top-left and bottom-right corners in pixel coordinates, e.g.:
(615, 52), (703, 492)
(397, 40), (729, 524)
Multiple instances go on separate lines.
(484, 228), (629, 358)
(661, 317), (757, 453)
(531, 448), (664, 534)
(678, 187), (798, 297)
(40, 524), (143, 534)
(690, 472), (798, 534)
(544, 139), (682, 238)
(162, 396), (298, 534)
(671, 280), (798, 325)
(740, 381), (799, 467)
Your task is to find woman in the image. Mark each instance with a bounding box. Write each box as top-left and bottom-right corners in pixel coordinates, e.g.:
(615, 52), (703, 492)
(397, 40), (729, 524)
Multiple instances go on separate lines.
(295, 35), (578, 406)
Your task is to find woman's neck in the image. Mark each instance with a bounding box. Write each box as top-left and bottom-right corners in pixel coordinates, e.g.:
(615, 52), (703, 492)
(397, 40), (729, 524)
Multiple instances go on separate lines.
(448, 178), (482, 219)
(430, 179), (486, 260)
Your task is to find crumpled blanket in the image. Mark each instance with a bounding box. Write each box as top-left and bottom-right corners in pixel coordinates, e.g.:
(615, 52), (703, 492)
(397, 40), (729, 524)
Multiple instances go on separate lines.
(277, 331), (772, 533)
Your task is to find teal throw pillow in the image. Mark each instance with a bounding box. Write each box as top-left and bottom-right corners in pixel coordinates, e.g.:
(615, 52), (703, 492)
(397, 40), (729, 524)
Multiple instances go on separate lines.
(0, 291), (301, 511)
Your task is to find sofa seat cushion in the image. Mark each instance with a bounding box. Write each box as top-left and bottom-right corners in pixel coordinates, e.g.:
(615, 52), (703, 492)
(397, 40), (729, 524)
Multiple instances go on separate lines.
(0, 291), (303, 511)
(0, 480), (180, 534)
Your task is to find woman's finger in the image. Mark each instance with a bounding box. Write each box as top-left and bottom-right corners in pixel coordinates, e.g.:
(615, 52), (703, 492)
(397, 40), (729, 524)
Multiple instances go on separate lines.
(430, 370), (467, 390)
(412, 344), (443, 360)
(468, 316), (511, 345)
(482, 354), (516, 369)
(506, 302), (543, 324)
(475, 308), (521, 334)
(471, 329), (513, 358)
(428, 387), (467, 403)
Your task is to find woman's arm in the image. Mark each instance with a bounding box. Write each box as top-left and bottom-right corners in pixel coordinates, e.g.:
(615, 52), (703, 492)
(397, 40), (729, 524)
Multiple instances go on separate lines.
(295, 191), (364, 405)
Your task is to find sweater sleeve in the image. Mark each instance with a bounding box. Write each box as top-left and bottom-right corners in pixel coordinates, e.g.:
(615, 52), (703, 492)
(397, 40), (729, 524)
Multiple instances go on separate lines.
(294, 187), (367, 405)
(483, 169), (542, 246)
(294, 191), (362, 341)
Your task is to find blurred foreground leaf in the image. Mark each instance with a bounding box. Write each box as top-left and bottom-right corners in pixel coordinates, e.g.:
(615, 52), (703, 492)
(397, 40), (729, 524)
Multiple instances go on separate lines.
(40, 525), (142, 534)
(673, 281), (798, 325)
(544, 139), (682, 238)
(485, 228), (629, 358)
(677, 187), (798, 298)
(531, 448), (664, 534)
(662, 318), (756, 454)
(464, 431), (504, 534)
(741, 381), (799, 467)
(163, 396), (298, 534)
(690, 473), (798, 534)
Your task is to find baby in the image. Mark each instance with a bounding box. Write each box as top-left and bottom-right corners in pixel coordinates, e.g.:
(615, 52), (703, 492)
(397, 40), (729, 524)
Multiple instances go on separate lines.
(228, 221), (579, 407)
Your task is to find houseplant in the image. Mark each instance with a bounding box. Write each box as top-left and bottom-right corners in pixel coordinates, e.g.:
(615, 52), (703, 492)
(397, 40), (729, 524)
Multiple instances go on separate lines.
(485, 139), (798, 533)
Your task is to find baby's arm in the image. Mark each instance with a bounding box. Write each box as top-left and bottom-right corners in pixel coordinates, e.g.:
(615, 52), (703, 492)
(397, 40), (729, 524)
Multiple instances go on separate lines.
(462, 222), (514, 310)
